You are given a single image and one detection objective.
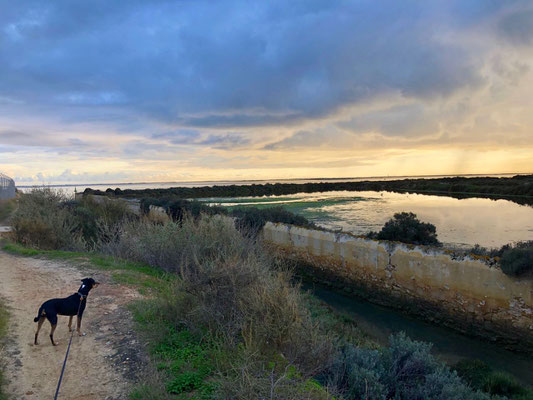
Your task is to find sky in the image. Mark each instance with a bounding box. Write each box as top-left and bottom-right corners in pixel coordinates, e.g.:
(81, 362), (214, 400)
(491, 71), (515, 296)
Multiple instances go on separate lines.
(1, 1), (532, 184)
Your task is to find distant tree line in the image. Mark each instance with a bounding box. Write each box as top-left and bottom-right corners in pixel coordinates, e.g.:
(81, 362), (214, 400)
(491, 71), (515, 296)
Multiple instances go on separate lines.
(85, 175), (533, 205)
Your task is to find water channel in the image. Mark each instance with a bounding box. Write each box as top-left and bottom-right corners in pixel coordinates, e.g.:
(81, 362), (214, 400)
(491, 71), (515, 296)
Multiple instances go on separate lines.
(305, 282), (533, 386)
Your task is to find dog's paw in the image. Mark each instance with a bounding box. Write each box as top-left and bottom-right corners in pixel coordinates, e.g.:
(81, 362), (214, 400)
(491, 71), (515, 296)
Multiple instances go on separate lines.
(78, 332), (86, 337)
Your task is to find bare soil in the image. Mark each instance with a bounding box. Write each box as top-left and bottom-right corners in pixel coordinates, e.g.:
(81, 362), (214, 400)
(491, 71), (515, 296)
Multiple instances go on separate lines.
(0, 250), (147, 400)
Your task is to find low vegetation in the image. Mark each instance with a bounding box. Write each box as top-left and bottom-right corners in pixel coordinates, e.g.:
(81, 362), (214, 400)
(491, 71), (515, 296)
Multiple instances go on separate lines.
(367, 212), (442, 247)
(0, 199), (16, 224)
(454, 359), (533, 400)
(84, 174), (533, 206)
(4, 188), (530, 398)
(498, 241), (533, 277)
(140, 197), (316, 235)
(469, 241), (533, 277)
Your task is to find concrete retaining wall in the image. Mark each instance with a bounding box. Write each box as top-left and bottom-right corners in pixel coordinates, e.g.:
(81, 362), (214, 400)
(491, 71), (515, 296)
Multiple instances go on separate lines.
(262, 222), (533, 350)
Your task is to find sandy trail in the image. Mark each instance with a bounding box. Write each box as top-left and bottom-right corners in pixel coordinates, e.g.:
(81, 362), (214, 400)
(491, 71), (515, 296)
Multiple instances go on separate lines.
(0, 250), (146, 400)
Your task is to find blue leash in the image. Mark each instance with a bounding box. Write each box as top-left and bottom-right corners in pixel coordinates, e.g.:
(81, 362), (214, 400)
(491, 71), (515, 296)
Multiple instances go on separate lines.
(53, 297), (84, 400)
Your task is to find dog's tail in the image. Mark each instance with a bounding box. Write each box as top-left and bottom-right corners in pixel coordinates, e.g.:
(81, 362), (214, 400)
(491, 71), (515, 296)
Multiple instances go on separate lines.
(33, 305), (44, 322)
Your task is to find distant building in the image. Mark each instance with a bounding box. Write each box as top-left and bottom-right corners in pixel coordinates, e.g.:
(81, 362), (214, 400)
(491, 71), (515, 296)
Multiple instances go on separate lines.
(0, 173), (16, 199)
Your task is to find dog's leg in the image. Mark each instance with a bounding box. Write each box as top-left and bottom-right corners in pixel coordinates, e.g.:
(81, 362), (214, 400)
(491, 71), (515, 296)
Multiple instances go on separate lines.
(76, 316), (84, 336)
(34, 316), (45, 345)
(49, 323), (58, 346)
(68, 315), (73, 332)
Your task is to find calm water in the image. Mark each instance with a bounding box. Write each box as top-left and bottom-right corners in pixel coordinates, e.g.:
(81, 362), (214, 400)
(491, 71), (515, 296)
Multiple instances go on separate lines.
(16, 173), (519, 196)
(205, 190), (533, 248)
(307, 283), (533, 386)
(19, 175), (533, 247)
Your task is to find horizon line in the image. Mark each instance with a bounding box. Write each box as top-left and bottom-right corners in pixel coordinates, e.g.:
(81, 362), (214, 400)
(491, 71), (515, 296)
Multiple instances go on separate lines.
(15, 172), (532, 189)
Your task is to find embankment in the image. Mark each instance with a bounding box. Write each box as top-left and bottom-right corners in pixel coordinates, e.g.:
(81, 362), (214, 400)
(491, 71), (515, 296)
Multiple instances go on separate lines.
(262, 222), (533, 352)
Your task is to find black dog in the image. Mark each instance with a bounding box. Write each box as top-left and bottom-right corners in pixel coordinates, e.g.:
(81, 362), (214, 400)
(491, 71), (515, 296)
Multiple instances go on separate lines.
(33, 278), (100, 346)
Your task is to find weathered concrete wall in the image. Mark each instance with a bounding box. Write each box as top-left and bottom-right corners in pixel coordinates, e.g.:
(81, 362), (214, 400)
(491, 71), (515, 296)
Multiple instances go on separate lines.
(263, 222), (533, 351)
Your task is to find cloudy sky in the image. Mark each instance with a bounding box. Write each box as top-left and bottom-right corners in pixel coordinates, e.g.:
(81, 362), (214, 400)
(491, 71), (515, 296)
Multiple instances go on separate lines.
(1, 1), (532, 184)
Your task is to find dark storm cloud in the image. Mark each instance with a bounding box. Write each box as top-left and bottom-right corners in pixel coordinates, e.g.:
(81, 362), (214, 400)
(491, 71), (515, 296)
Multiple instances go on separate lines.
(151, 130), (201, 145)
(0, 0), (525, 130)
(151, 129), (249, 149)
(338, 104), (440, 137)
(198, 134), (250, 149)
(498, 8), (533, 46)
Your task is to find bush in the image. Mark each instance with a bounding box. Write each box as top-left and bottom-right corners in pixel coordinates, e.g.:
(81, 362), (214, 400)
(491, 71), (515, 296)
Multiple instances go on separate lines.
(106, 215), (250, 273)
(70, 195), (136, 248)
(0, 199), (16, 223)
(368, 212), (442, 247)
(326, 333), (490, 400)
(11, 189), (136, 251)
(11, 188), (81, 250)
(231, 206), (316, 236)
(140, 197), (315, 236)
(482, 372), (528, 398)
(140, 198), (227, 221)
(498, 241), (533, 277)
(454, 359), (493, 389)
(108, 215), (333, 378)
(455, 359), (533, 399)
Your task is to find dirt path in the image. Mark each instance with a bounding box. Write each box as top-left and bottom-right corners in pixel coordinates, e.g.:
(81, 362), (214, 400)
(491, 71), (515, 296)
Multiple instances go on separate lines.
(0, 250), (147, 400)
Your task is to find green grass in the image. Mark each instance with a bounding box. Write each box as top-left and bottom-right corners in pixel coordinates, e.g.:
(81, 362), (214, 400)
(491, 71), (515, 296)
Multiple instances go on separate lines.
(0, 299), (9, 400)
(2, 241), (170, 285)
(129, 299), (220, 399)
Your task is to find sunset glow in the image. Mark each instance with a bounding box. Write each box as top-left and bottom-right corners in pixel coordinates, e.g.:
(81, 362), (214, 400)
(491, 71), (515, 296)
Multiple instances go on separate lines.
(1, 1), (532, 184)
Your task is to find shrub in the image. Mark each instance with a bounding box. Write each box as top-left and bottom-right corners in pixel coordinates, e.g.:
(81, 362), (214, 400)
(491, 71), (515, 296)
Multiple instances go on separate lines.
(498, 241), (533, 277)
(368, 212), (442, 247)
(0, 199), (16, 223)
(110, 215), (333, 377)
(11, 188), (81, 250)
(326, 333), (490, 400)
(215, 359), (330, 400)
(140, 197), (314, 236)
(106, 215), (250, 273)
(482, 372), (528, 398)
(455, 359), (533, 399)
(140, 198), (227, 221)
(231, 206), (315, 236)
(454, 359), (493, 389)
(68, 195), (136, 247)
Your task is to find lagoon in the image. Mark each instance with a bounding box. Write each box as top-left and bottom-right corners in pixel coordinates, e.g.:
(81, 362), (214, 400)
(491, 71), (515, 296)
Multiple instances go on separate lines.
(205, 190), (533, 249)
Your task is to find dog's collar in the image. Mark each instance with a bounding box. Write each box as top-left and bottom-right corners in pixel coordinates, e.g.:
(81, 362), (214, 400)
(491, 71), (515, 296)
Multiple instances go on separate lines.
(77, 292), (87, 299)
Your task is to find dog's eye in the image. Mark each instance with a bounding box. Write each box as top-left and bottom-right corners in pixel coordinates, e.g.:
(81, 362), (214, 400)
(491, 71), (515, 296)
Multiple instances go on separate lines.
(81, 285), (85, 289)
